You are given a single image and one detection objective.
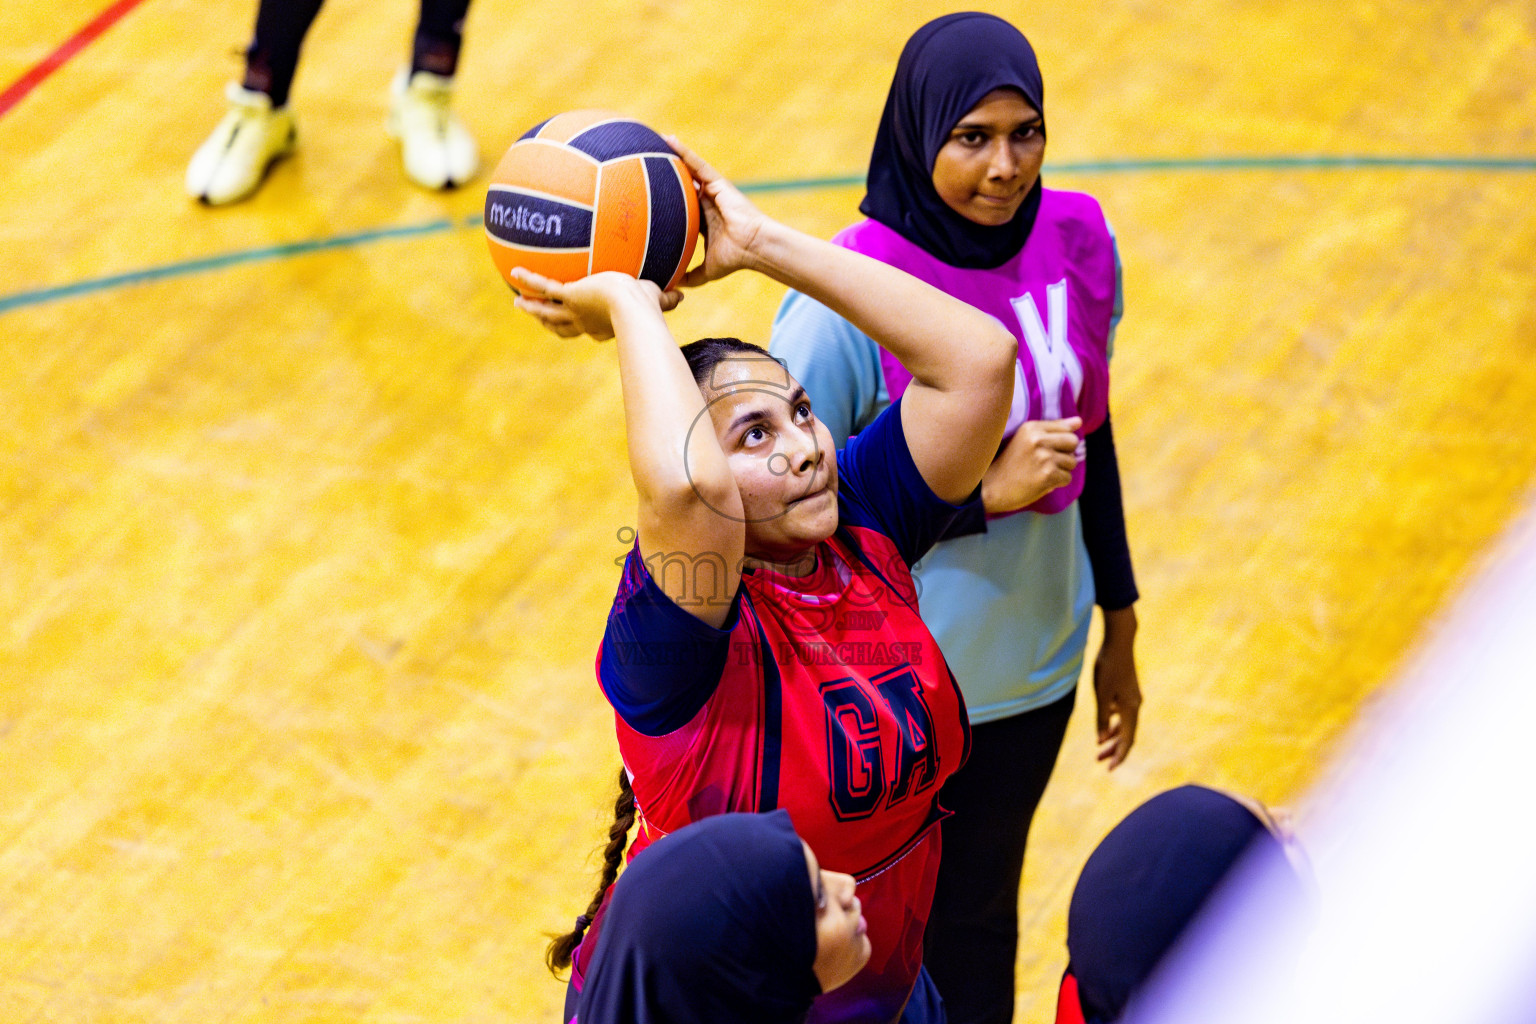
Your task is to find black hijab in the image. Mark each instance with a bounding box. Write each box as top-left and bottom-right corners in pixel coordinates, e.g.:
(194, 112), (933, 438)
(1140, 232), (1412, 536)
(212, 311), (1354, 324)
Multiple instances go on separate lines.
(575, 809), (821, 1024)
(860, 11), (1046, 269)
(1064, 785), (1298, 1023)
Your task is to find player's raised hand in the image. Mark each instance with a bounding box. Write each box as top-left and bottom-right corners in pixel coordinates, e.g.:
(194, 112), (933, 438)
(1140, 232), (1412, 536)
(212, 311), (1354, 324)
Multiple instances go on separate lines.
(511, 268), (681, 341)
(666, 135), (769, 287)
(981, 416), (1083, 513)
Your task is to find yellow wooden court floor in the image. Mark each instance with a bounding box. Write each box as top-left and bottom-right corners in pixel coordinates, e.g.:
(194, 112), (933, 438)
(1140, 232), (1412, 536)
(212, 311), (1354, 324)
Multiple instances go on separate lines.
(2, 0), (1534, 1020)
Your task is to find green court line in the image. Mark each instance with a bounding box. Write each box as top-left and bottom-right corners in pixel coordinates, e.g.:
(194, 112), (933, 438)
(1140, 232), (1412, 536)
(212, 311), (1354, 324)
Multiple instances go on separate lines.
(1055, 154), (1536, 173)
(735, 154), (1536, 192)
(1, 219), (458, 315)
(5, 155), (1535, 316)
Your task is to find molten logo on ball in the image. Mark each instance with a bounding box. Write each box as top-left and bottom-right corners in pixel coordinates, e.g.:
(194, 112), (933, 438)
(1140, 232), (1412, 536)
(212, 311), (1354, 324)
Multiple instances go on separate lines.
(487, 201), (566, 237)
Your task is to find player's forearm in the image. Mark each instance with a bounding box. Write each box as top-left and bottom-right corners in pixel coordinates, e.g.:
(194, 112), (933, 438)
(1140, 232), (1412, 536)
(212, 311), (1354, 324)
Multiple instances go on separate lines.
(982, 460), (1047, 514)
(612, 294), (735, 512)
(1100, 604), (1138, 647)
(746, 220), (1016, 395)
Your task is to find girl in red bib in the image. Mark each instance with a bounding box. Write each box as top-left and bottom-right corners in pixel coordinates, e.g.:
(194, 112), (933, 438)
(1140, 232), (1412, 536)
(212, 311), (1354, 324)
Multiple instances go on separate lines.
(519, 141), (1017, 1024)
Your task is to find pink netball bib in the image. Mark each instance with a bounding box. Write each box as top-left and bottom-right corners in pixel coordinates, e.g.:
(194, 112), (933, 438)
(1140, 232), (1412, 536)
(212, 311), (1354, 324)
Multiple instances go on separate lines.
(836, 190), (1117, 515)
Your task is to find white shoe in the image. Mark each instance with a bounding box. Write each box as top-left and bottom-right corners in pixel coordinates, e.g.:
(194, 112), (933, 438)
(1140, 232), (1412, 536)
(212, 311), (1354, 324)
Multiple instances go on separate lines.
(185, 82), (297, 205)
(388, 69), (478, 190)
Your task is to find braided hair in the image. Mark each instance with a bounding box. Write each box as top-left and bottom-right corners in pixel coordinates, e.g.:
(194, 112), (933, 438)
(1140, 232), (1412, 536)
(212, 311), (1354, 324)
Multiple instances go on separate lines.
(546, 767), (636, 975)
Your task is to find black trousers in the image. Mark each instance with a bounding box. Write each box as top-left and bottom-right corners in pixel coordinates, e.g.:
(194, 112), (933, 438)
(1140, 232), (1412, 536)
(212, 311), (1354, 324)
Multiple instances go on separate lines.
(245, 0), (473, 106)
(924, 689), (1076, 1024)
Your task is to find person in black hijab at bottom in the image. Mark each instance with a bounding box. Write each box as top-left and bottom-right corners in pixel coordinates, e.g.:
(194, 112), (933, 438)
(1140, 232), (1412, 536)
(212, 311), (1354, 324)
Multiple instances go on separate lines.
(573, 809), (872, 1024)
(1054, 785), (1313, 1024)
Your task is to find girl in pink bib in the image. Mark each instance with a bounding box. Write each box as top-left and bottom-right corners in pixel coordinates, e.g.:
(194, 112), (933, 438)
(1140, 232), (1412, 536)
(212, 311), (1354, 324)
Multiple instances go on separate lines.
(770, 14), (1145, 1023)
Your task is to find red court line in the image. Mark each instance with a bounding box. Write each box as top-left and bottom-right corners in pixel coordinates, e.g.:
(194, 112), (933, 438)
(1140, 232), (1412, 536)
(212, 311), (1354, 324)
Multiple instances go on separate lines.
(0, 0), (151, 120)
